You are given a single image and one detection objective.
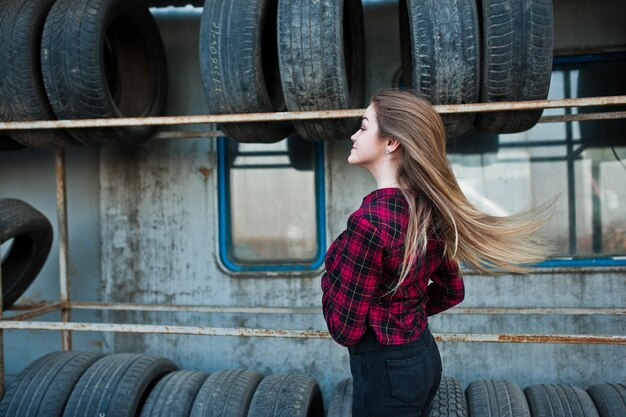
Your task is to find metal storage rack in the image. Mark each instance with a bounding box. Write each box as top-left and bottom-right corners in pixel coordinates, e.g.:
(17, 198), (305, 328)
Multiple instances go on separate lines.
(1, 96), (626, 396)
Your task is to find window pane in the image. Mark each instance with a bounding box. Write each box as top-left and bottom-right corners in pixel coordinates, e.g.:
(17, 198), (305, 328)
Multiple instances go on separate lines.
(448, 59), (626, 259)
(226, 137), (320, 265)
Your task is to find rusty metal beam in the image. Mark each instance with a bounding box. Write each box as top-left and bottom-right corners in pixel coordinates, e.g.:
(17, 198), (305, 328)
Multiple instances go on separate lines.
(435, 96), (626, 114)
(151, 109), (626, 140)
(0, 320), (332, 339)
(3, 303), (63, 321)
(539, 110), (626, 123)
(0, 321), (623, 344)
(434, 333), (626, 344)
(69, 301), (321, 314)
(155, 131), (222, 139)
(0, 96), (625, 131)
(448, 307), (625, 315)
(66, 301), (625, 316)
(6, 302), (57, 311)
(147, 110), (626, 142)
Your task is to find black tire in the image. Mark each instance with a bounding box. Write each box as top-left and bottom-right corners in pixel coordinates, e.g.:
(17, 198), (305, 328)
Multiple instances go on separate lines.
(577, 63), (626, 147)
(525, 384), (600, 417)
(431, 376), (468, 417)
(226, 139), (240, 167)
(0, 351), (101, 417)
(248, 375), (324, 417)
(200, 0), (292, 143)
(467, 380), (530, 417)
(287, 135), (316, 171)
(327, 378), (352, 417)
(474, 0), (553, 134)
(278, 0), (365, 141)
(190, 369), (263, 417)
(0, 0), (80, 149)
(0, 137), (24, 152)
(586, 384), (626, 417)
(41, 0), (168, 146)
(62, 353), (177, 417)
(447, 128), (499, 155)
(140, 370), (209, 417)
(399, 0), (480, 138)
(0, 198), (53, 311)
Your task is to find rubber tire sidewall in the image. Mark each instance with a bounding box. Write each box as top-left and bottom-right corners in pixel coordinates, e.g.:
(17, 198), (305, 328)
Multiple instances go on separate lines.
(0, 351), (102, 417)
(474, 0), (554, 134)
(0, 0), (79, 149)
(278, 0), (365, 141)
(0, 136), (25, 152)
(586, 384), (626, 417)
(190, 369), (263, 417)
(525, 384), (601, 417)
(577, 63), (626, 147)
(467, 380), (529, 417)
(62, 353), (177, 417)
(248, 375), (324, 417)
(0, 198), (53, 310)
(140, 370), (209, 417)
(41, 0), (168, 146)
(327, 378), (353, 417)
(200, 0), (292, 143)
(399, 0), (480, 138)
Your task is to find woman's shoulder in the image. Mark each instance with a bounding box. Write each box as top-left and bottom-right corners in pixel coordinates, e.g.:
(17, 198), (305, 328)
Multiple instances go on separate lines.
(360, 188), (407, 213)
(351, 194), (408, 237)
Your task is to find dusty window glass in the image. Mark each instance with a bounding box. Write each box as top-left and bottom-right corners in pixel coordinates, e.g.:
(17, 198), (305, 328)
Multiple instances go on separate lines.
(447, 57), (626, 262)
(219, 137), (324, 271)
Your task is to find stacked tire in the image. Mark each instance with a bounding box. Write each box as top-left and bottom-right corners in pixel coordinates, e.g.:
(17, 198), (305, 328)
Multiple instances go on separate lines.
(199, 0), (553, 145)
(0, 352), (102, 417)
(1, 199), (52, 311)
(0, 351), (325, 417)
(399, 0), (481, 138)
(2, 0), (555, 148)
(0, 0), (168, 149)
(327, 377), (626, 417)
(2, 353), (624, 416)
(400, 0), (553, 139)
(474, 0), (553, 134)
(199, 0), (365, 143)
(326, 376), (470, 417)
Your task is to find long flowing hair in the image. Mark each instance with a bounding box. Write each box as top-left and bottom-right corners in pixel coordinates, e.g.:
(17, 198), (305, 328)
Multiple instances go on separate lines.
(370, 89), (551, 289)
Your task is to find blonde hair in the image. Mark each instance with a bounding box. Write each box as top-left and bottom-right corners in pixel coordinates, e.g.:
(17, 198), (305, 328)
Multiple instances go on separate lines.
(370, 89), (551, 289)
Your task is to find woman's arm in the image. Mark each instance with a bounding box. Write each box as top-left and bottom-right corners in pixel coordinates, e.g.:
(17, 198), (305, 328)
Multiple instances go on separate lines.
(321, 215), (384, 346)
(426, 258), (464, 316)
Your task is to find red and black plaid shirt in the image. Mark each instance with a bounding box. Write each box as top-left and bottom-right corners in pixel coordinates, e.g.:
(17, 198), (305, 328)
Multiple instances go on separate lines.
(321, 187), (464, 347)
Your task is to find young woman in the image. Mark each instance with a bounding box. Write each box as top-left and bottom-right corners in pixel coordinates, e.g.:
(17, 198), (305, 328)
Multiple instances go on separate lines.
(321, 89), (549, 417)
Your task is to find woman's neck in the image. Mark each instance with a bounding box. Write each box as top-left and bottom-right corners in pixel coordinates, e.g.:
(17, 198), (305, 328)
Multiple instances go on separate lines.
(372, 168), (399, 189)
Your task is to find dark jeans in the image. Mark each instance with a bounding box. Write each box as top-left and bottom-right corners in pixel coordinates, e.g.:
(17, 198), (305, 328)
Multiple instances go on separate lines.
(348, 326), (442, 417)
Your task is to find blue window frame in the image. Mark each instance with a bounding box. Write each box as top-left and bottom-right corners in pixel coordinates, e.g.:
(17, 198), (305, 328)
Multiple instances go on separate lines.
(536, 53), (626, 267)
(217, 137), (326, 273)
(448, 52), (626, 268)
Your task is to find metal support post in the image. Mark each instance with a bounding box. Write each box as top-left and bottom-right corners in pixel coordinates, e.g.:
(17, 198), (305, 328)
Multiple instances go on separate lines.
(56, 150), (72, 351)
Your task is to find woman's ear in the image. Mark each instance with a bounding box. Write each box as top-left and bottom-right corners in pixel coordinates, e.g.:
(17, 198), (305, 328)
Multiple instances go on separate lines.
(386, 137), (402, 153)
